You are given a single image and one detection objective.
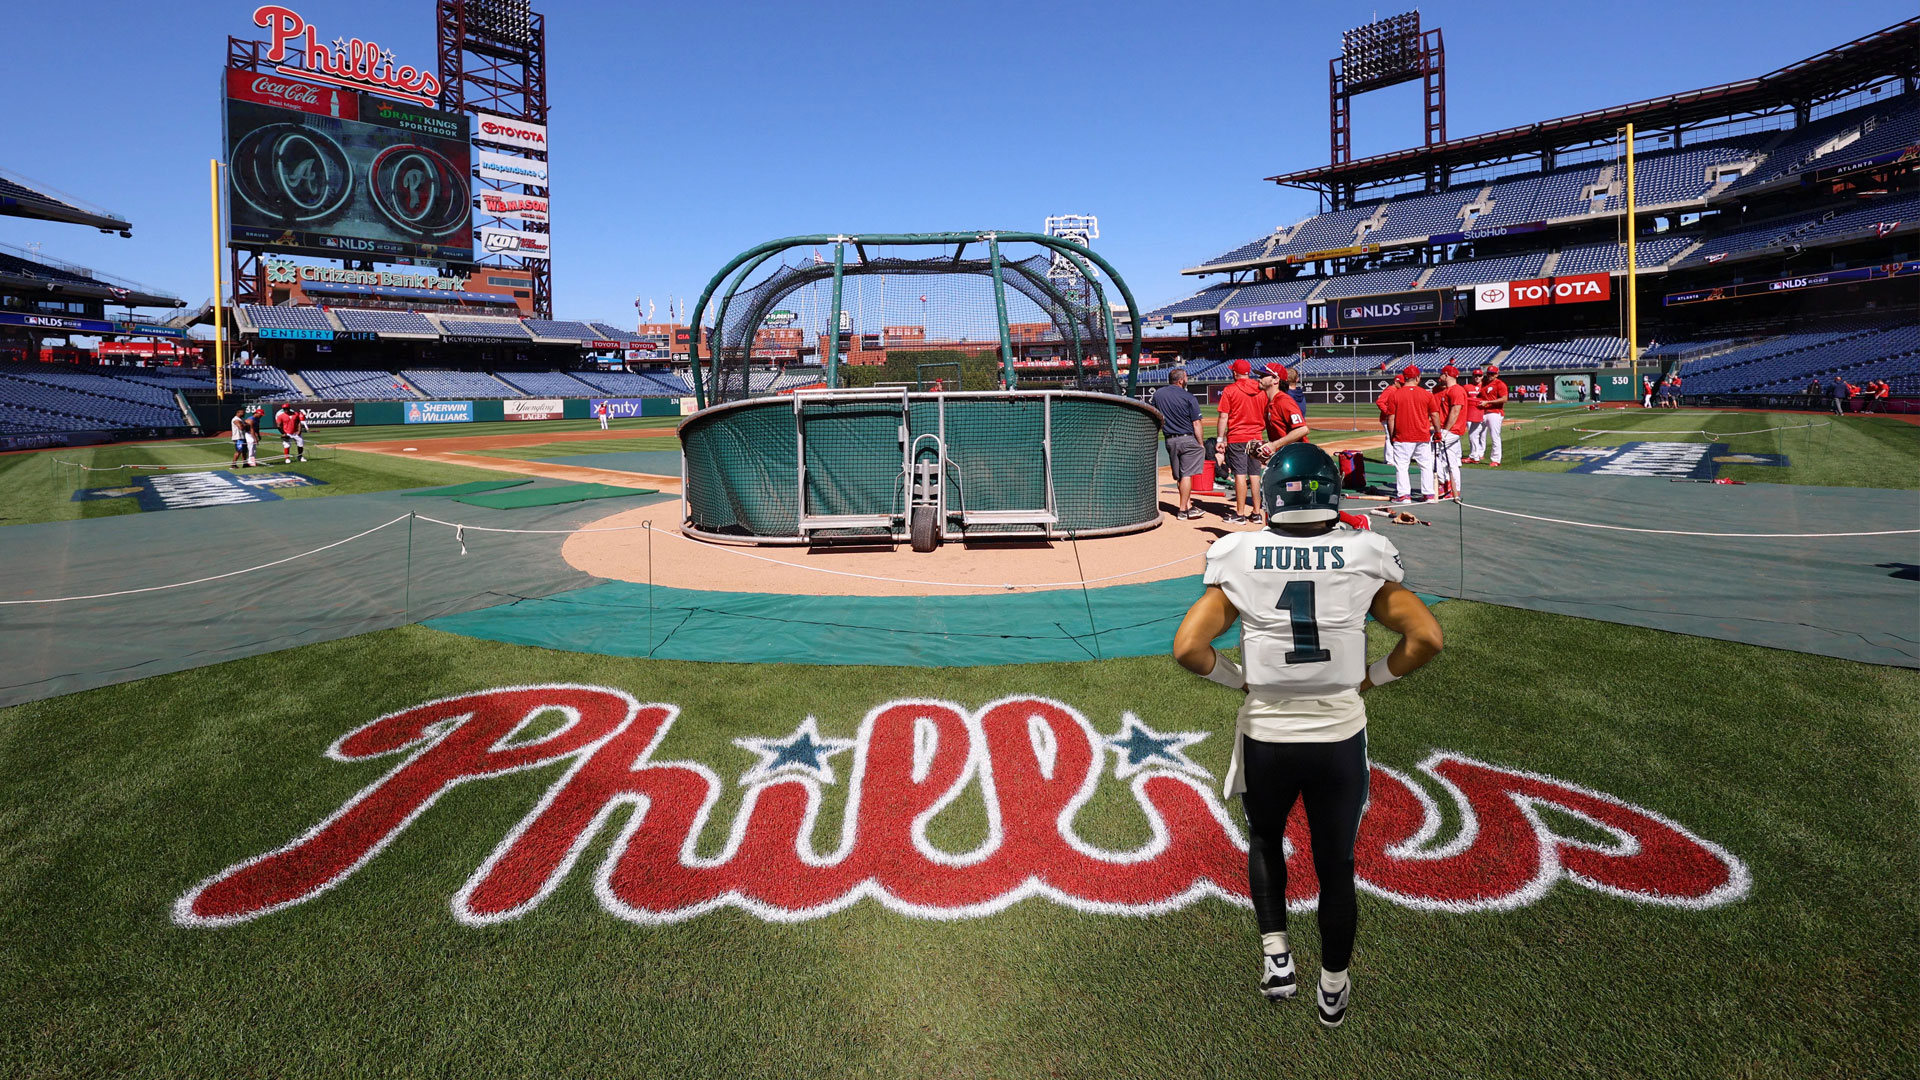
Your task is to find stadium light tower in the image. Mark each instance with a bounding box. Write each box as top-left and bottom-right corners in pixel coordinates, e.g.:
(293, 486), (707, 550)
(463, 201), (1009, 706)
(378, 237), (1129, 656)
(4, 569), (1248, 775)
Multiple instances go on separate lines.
(1043, 214), (1098, 283)
(1330, 11), (1446, 177)
(438, 0), (552, 317)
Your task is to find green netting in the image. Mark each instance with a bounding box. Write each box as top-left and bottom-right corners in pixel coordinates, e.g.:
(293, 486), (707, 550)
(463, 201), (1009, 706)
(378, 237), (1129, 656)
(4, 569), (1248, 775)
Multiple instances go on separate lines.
(680, 392), (1163, 542)
(690, 233), (1146, 407)
(803, 399), (906, 535)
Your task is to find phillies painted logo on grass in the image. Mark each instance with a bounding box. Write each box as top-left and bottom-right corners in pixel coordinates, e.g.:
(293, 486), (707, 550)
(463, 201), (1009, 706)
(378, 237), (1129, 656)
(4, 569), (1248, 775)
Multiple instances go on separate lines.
(173, 686), (1749, 928)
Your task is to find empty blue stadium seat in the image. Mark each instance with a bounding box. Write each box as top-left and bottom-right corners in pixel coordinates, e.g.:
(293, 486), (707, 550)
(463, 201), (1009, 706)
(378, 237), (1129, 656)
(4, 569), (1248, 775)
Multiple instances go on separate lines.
(333, 309), (438, 335)
(401, 370), (518, 398)
(242, 305), (336, 331)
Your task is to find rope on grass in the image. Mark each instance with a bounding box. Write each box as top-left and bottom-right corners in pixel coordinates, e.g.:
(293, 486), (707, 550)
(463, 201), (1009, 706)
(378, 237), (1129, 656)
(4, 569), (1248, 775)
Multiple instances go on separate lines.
(0, 514), (414, 605)
(1458, 501), (1919, 539)
(56, 459), (246, 472)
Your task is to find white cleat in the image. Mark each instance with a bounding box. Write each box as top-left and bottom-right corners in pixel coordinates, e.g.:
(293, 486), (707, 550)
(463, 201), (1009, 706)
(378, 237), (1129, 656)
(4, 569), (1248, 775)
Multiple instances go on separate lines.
(1317, 978), (1350, 1027)
(1260, 951), (1298, 1001)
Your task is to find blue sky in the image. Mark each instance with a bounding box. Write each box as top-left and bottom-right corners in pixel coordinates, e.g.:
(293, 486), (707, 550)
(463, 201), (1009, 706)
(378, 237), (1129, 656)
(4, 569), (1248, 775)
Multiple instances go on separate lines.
(2, 1), (1911, 324)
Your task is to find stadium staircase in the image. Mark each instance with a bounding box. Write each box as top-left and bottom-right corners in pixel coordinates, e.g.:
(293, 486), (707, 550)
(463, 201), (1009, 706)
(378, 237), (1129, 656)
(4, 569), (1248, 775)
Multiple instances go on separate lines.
(286, 372), (317, 398)
(1537, 251), (1563, 276)
(163, 300), (213, 330)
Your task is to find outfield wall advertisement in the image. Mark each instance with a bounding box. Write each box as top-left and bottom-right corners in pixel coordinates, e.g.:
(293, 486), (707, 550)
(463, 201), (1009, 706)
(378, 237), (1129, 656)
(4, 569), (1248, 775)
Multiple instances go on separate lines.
(505, 399), (564, 421)
(404, 400), (474, 424)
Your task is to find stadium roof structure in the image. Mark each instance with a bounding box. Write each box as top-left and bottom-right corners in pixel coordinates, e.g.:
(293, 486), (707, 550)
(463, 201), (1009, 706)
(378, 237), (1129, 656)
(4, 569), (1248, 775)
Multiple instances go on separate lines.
(0, 168), (132, 233)
(0, 240), (181, 309)
(1268, 18), (1920, 203)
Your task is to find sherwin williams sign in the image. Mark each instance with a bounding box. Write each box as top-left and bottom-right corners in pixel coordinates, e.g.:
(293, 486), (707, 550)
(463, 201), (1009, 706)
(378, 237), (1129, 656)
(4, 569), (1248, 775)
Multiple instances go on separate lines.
(1219, 301), (1307, 330)
(405, 400), (473, 424)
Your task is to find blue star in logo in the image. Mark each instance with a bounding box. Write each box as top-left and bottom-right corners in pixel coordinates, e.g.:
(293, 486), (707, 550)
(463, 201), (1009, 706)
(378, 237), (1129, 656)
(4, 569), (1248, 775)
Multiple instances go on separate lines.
(733, 716), (856, 787)
(1105, 713), (1211, 780)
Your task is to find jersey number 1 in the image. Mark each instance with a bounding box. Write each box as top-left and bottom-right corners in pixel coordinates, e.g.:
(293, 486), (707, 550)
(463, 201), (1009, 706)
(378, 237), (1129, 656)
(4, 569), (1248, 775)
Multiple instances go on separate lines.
(1274, 581), (1332, 665)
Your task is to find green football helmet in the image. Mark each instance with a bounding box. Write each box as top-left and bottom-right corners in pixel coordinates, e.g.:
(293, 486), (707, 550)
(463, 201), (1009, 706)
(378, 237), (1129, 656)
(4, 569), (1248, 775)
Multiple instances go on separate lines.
(1261, 443), (1342, 525)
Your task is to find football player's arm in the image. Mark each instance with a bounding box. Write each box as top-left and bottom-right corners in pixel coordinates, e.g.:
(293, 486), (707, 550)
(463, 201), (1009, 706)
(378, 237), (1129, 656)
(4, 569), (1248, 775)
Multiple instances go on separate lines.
(1359, 581), (1442, 691)
(1173, 586), (1244, 686)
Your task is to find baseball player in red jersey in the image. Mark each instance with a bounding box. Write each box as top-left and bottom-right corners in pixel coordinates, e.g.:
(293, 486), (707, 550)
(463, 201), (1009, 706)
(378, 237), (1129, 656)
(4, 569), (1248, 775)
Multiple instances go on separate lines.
(1257, 361), (1311, 461)
(1375, 370), (1402, 482)
(1214, 359), (1269, 524)
(1463, 368), (1487, 462)
(1480, 365), (1509, 466)
(1385, 366), (1440, 502)
(1433, 366), (1469, 499)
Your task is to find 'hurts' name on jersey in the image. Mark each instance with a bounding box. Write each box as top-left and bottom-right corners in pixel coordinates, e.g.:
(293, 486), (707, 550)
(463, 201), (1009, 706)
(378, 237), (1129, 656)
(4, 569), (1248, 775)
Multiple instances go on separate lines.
(1251, 545), (1346, 571)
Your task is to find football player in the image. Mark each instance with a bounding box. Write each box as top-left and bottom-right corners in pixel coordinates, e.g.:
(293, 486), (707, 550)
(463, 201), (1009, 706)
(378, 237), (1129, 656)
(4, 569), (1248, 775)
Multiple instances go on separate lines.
(1173, 443), (1443, 1028)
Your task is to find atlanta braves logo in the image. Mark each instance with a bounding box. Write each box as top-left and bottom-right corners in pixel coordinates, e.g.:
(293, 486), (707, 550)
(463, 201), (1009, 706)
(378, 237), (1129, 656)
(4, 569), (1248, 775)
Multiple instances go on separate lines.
(173, 686), (1749, 928)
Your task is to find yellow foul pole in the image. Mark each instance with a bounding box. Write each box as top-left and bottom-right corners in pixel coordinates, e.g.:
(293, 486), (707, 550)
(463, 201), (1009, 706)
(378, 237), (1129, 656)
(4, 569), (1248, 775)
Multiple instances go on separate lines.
(1624, 123), (1639, 397)
(210, 159), (227, 401)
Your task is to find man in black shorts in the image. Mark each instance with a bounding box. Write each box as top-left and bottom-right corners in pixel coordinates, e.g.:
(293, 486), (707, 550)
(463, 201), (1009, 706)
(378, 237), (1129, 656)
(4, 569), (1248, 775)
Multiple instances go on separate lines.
(1152, 368), (1207, 520)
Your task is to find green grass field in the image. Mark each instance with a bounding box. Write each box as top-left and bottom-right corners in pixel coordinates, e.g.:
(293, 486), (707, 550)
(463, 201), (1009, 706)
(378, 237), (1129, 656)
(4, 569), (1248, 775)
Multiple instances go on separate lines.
(1, 602), (1913, 1078)
(1490, 407), (1920, 488)
(0, 416), (685, 527)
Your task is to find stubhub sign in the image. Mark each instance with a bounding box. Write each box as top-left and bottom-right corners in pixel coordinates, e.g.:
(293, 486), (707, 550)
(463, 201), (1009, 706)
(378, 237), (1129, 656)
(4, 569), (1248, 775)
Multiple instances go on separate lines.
(1219, 300), (1307, 330)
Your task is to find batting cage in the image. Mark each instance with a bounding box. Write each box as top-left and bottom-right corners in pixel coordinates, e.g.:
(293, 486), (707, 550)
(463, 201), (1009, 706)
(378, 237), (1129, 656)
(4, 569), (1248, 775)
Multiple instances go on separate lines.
(678, 232), (1163, 548)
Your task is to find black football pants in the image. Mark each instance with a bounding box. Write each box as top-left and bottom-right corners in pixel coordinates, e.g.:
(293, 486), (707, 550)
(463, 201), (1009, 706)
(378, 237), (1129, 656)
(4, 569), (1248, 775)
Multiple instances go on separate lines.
(1240, 728), (1369, 972)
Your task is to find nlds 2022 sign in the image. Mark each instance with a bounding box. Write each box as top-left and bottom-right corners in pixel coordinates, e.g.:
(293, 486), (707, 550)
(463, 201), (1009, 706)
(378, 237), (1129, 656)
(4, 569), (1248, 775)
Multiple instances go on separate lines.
(176, 687), (1749, 928)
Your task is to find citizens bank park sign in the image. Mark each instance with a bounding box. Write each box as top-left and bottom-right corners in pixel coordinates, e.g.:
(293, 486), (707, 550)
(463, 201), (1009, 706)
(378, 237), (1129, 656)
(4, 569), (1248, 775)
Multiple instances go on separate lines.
(265, 259), (465, 291)
(173, 687), (1750, 928)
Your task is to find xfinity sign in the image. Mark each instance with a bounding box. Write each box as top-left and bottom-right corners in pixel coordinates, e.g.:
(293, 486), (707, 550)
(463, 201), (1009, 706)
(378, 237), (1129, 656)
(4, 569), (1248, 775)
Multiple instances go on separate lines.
(1219, 301), (1307, 330)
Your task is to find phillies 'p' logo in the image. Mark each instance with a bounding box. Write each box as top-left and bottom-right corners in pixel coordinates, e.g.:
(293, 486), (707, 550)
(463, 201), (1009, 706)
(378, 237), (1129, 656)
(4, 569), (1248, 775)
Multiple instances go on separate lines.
(174, 686), (1750, 928)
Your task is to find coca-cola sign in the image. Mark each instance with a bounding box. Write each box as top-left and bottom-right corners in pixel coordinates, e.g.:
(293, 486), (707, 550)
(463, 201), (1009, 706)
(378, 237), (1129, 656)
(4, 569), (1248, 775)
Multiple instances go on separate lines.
(225, 68), (359, 119)
(252, 4), (442, 109)
(173, 687), (1750, 928)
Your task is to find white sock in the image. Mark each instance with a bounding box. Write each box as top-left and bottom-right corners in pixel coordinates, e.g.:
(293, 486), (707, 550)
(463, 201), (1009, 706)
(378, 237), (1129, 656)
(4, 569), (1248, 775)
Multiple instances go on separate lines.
(1261, 931), (1290, 956)
(1320, 967), (1349, 993)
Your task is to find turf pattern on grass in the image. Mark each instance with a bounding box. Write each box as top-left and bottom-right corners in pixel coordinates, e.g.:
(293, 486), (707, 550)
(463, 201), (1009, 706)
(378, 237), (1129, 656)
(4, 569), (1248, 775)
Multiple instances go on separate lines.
(0, 607), (1913, 1078)
(452, 482), (659, 509)
(399, 479), (533, 497)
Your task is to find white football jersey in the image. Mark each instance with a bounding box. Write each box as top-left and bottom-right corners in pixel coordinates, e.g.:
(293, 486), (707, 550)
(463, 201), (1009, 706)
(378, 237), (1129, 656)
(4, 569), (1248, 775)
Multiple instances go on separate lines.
(1203, 524), (1404, 697)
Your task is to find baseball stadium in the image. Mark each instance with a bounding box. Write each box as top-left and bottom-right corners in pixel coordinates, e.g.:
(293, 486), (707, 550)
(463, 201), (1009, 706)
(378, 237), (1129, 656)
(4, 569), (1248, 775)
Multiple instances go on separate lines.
(1, 4), (1916, 1078)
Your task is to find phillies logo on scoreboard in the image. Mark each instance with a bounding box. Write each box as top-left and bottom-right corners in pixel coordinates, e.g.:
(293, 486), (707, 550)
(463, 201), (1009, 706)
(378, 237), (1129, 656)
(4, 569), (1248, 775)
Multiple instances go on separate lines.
(174, 687), (1750, 928)
(479, 192), (550, 223)
(252, 5), (442, 109)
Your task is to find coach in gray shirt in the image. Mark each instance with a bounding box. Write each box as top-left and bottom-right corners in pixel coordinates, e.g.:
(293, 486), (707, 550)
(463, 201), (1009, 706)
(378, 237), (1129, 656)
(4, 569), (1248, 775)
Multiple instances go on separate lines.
(1153, 368), (1206, 520)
